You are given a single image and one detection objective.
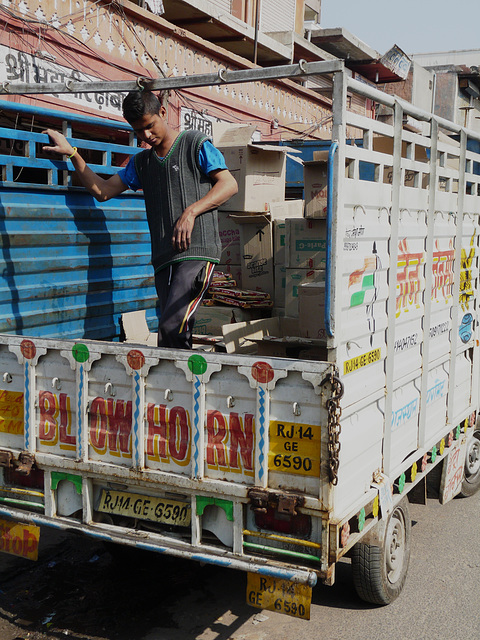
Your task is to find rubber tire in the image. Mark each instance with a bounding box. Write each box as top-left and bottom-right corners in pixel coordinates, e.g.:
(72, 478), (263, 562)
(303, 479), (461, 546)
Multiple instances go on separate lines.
(351, 498), (411, 605)
(458, 430), (480, 498)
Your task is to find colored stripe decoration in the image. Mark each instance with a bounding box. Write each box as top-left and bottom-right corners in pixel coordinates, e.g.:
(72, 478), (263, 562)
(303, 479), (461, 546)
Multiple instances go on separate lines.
(192, 375), (201, 478)
(24, 360), (31, 451)
(133, 371), (141, 468)
(258, 386), (266, 481)
(179, 262), (216, 333)
(77, 364), (84, 459)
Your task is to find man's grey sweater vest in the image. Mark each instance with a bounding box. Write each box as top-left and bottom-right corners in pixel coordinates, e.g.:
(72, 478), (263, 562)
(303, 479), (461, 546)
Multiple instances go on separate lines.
(134, 129), (222, 272)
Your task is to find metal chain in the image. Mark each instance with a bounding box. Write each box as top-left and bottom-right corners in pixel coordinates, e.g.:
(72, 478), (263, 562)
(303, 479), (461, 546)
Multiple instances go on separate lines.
(326, 373), (344, 486)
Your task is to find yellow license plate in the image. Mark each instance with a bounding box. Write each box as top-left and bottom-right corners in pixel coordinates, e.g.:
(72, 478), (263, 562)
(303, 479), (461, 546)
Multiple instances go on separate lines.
(98, 490), (191, 526)
(246, 573), (311, 620)
(0, 518), (40, 561)
(269, 421), (321, 477)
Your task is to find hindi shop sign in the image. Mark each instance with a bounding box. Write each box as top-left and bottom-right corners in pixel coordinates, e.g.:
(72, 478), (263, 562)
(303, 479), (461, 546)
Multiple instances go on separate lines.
(0, 45), (126, 117)
(180, 107), (235, 136)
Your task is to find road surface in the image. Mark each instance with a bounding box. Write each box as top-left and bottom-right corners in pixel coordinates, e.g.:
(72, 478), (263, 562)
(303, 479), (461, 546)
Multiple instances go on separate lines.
(0, 489), (478, 640)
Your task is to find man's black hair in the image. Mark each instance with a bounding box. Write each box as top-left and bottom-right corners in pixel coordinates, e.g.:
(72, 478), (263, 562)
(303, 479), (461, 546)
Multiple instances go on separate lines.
(122, 90), (168, 123)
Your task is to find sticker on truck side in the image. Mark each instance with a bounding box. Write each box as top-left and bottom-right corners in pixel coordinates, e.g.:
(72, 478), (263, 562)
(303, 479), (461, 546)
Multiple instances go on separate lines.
(268, 422), (320, 477)
(343, 347), (381, 375)
(247, 573), (311, 619)
(0, 390), (24, 434)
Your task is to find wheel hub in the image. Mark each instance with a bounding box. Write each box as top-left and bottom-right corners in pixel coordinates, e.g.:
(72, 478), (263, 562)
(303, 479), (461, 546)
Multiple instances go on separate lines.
(385, 512), (406, 584)
(465, 434), (480, 477)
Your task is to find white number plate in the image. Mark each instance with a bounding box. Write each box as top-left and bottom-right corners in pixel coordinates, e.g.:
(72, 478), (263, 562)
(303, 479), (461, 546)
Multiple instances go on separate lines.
(98, 490), (191, 526)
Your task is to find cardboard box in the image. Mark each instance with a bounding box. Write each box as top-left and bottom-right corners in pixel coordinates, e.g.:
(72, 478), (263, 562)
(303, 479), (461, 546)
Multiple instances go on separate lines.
(218, 214), (242, 264)
(373, 135), (430, 188)
(272, 205), (306, 265)
(304, 159), (328, 219)
(373, 135), (429, 161)
(193, 305), (257, 336)
(215, 124), (292, 212)
(285, 219), (327, 270)
(222, 316), (326, 359)
(229, 214), (274, 296)
(298, 282), (327, 340)
(221, 316), (297, 354)
(274, 264), (286, 308)
(268, 199), (305, 220)
(285, 268), (325, 317)
(273, 220), (286, 265)
(121, 310), (157, 346)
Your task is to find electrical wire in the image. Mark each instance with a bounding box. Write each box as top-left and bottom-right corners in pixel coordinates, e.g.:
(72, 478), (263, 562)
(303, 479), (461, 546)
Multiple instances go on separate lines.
(0, 5), (141, 79)
(0, 1), (335, 141)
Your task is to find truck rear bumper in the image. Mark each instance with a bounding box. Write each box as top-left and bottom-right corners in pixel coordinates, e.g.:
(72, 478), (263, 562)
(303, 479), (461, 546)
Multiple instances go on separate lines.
(0, 504), (318, 586)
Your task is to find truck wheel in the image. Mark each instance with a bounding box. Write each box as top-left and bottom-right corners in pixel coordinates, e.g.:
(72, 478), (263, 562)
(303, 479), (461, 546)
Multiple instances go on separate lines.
(351, 499), (411, 605)
(458, 430), (480, 498)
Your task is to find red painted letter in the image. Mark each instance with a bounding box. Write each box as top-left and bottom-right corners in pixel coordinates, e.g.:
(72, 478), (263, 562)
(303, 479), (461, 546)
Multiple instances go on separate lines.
(206, 410), (227, 467)
(229, 413), (254, 470)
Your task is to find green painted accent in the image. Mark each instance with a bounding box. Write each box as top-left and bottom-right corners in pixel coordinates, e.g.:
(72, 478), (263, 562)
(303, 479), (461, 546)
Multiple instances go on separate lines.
(350, 290), (365, 307)
(350, 273), (376, 307)
(362, 273), (375, 288)
(397, 473), (406, 493)
(0, 497), (44, 509)
(243, 542), (320, 563)
(188, 354), (208, 376)
(51, 472), (83, 495)
(196, 496), (234, 521)
(431, 445), (437, 463)
(455, 424), (461, 440)
(72, 343), (89, 363)
(357, 507), (366, 532)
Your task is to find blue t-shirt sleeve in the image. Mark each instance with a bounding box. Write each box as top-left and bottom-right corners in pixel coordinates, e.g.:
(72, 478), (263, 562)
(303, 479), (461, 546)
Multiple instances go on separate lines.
(117, 140), (227, 188)
(199, 140), (228, 175)
(117, 154), (142, 191)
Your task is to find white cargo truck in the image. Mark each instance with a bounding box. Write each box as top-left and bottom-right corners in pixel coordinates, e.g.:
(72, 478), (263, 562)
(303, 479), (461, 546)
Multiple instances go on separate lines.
(0, 68), (479, 619)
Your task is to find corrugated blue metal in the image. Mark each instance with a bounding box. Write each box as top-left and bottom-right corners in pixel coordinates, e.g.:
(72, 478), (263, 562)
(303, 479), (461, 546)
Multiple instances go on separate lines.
(0, 102), (157, 340)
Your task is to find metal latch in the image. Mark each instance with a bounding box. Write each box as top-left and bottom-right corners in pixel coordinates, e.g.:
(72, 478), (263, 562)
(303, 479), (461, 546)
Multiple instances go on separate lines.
(16, 452), (35, 476)
(248, 488), (305, 516)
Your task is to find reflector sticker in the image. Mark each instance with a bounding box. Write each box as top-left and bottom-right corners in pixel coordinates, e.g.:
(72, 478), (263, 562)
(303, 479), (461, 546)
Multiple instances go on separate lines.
(343, 347), (381, 375)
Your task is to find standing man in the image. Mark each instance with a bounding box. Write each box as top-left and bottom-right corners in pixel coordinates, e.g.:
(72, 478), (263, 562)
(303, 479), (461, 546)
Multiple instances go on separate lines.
(43, 90), (238, 349)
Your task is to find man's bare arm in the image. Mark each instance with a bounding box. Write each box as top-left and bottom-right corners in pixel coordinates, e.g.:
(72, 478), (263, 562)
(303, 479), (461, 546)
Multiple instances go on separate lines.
(173, 169), (238, 252)
(43, 129), (128, 202)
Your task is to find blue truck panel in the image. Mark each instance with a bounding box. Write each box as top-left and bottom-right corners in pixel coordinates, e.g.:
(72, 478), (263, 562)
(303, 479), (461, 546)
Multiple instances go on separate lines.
(0, 102), (157, 340)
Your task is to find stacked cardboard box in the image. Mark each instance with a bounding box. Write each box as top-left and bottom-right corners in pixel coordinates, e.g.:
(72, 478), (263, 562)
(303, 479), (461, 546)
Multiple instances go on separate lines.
(304, 156), (328, 219)
(298, 282), (326, 340)
(218, 214), (243, 287)
(214, 124), (297, 213)
(194, 306), (258, 337)
(209, 125), (331, 349)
